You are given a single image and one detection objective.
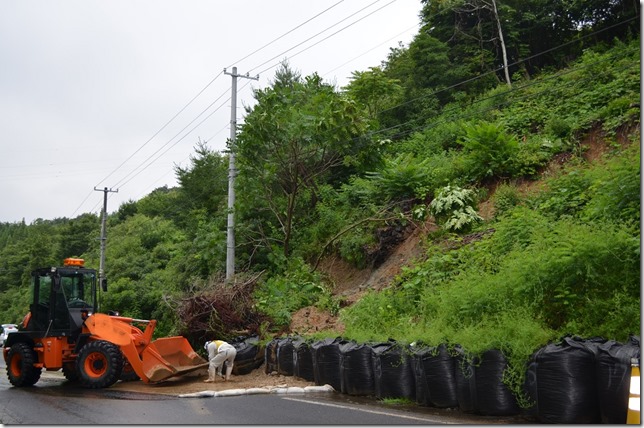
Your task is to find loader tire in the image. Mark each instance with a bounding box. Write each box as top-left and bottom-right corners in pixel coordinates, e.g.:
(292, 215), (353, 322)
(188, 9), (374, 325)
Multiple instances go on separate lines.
(77, 341), (123, 389)
(6, 342), (41, 387)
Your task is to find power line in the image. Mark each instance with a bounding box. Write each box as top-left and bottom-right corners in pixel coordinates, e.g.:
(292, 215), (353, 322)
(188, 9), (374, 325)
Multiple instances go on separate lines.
(94, 71), (225, 190)
(322, 23), (419, 80)
(114, 91), (232, 190)
(72, 72), (226, 217)
(118, 79), (256, 192)
(377, 15), (639, 117)
(77, 3), (353, 214)
(248, 0), (387, 75)
(256, 0), (400, 77)
(365, 47), (638, 142)
(226, 0), (346, 69)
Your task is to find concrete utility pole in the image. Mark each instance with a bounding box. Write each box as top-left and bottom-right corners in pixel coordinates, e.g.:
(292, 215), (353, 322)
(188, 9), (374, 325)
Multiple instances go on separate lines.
(223, 67), (258, 282)
(94, 187), (118, 301)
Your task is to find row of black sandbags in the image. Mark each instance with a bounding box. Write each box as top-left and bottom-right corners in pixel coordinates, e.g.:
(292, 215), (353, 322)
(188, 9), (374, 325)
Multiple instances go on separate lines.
(263, 337), (513, 414)
(263, 335), (640, 423)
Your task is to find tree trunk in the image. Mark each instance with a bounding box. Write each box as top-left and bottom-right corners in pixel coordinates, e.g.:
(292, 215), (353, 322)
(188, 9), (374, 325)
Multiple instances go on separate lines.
(491, 0), (511, 86)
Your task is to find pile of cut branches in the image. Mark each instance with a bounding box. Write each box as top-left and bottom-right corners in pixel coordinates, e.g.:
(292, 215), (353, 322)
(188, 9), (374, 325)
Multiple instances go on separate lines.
(177, 271), (270, 345)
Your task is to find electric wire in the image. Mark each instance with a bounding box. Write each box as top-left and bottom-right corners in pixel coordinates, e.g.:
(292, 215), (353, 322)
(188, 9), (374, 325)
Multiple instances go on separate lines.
(83, 0), (351, 211)
(378, 15), (639, 116)
(111, 93), (230, 190)
(71, 71), (226, 217)
(96, 70), (225, 190)
(226, 0), (346, 69)
(364, 47), (638, 143)
(114, 78), (256, 192)
(255, 0), (399, 77)
(247, 0), (388, 75)
(124, 80), (257, 206)
(322, 23), (419, 80)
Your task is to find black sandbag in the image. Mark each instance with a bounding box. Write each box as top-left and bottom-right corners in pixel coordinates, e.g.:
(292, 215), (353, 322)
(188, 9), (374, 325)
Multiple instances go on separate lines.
(415, 344), (458, 408)
(276, 337), (296, 376)
(371, 341), (416, 400)
(475, 349), (520, 416)
(293, 339), (314, 381)
(411, 345), (430, 406)
(454, 346), (478, 414)
(532, 336), (602, 423)
(522, 358), (539, 419)
(264, 338), (279, 374)
(230, 335), (263, 375)
(340, 341), (375, 396)
(596, 336), (640, 424)
(311, 337), (344, 391)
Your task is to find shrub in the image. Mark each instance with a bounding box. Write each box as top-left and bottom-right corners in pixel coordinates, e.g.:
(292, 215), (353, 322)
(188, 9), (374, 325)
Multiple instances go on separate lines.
(458, 121), (519, 182)
(429, 185), (483, 232)
(253, 257), (328, 327)
(366, 153), (434, 201)
(491, 183), (522, 217)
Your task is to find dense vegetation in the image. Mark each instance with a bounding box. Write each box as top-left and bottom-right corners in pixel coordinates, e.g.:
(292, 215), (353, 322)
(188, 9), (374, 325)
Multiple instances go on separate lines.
(0, 0), (639, 400)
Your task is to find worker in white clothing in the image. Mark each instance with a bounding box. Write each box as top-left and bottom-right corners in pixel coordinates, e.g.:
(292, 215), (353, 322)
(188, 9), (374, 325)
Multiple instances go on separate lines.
(204, 340), (237, 382)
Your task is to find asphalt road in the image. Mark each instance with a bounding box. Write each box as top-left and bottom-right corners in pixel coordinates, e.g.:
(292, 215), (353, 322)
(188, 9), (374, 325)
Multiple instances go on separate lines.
(0, 358), (531, 424)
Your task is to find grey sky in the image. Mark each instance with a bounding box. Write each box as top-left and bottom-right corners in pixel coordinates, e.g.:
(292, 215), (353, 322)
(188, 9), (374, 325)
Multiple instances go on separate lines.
(0, 0), (421, 223)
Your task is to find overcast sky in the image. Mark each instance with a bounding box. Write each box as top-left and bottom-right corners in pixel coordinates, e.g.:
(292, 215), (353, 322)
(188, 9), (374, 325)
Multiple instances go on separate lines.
(0, 0), (421, 223)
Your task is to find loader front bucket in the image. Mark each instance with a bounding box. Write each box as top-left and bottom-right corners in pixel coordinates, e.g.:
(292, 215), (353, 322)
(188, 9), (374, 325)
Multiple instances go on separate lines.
(141, 336), (209, 383)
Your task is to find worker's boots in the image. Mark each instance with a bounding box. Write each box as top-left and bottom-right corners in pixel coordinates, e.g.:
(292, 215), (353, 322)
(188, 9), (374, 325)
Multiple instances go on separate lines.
(204, 368), (218, 382)
(225, 365), (233, 381)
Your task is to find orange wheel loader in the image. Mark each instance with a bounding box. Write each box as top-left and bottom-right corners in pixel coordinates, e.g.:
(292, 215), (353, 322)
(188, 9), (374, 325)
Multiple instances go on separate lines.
(3, 258), (207, 389)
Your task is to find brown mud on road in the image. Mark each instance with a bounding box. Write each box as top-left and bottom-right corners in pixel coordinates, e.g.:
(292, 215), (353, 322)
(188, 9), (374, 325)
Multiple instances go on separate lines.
(108, 367), (316, 396)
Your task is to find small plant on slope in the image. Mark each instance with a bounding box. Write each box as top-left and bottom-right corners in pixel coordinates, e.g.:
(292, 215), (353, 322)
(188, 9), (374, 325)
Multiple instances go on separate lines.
(429, 185), (483, 232)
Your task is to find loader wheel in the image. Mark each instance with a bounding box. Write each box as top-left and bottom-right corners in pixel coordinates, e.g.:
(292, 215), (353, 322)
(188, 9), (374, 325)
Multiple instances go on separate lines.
(77, 341), (123, 389)
(6, 342), (41, 387)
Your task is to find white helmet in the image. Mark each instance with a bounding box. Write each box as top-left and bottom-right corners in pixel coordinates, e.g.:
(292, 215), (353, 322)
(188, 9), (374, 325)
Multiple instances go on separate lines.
(204, 341), (211, 351)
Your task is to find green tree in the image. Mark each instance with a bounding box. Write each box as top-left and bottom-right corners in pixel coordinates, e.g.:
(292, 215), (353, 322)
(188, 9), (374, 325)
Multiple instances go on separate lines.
(99, 213), (186, 334)
(236, 63), (368, 259)
(175, 140), (229, 220)
(56, 213), (100, 260)
(343, 66), (403, 126)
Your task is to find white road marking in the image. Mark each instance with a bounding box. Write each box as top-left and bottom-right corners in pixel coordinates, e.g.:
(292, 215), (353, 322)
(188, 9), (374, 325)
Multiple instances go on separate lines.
(281, 397), (458, 424)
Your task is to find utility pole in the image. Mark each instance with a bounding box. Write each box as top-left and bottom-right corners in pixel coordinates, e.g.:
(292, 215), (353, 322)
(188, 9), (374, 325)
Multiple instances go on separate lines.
(223, 67), (258, 282)
(94, 186), (118, 305)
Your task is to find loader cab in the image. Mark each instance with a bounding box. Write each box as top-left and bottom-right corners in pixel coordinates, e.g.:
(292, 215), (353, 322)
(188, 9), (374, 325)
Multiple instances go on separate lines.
(28, 258), (97, 337)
